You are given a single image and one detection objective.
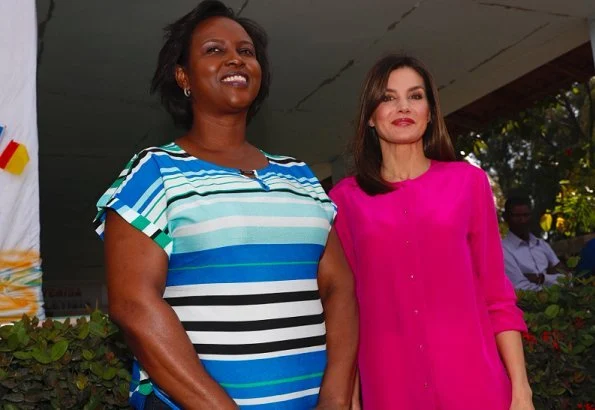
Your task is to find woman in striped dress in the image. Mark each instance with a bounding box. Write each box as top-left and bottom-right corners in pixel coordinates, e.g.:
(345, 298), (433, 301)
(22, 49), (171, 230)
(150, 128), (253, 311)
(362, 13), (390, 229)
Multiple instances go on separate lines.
(94, 1), (358, 409)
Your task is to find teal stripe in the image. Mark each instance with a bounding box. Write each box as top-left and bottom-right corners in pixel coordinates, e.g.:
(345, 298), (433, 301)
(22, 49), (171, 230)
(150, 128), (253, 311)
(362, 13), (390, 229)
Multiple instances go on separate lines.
(174, 226), (331, 253)
(220, 372), (324, 389)
(168, 202), (328, 232)
(144, 191), (166, 220)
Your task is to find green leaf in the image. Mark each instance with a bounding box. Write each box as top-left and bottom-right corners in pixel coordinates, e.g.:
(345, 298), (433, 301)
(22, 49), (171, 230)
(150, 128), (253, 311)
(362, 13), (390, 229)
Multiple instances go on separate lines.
(82, 349), (95, 361)
(102, 367), (117, 381)
(83, 394), (100, 410)
(77, 323), (90, 340)
(544, 304), (561, 318)
(566, 256), (580, 269)
(573, 344), (586, 354)
(90, 310), (104, 323)
(31, 348), (52, 365)
(581, 334), (594, 346)
(117, 368), (131, 381)
(89, 362), (104, 378)
(75, 374), (88, 391)
(0, 324), (14, 339)
(549, 385), (567, 396)
(50, 340), (68, 362)
(89, 321), (106, 338)
(13, 350), (32, 360)
(7, 333), (20, 351)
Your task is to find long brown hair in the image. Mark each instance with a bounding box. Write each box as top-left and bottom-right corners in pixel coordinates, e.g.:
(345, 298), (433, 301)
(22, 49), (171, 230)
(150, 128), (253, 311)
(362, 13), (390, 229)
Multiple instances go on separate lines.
(353, 54), (456, 195)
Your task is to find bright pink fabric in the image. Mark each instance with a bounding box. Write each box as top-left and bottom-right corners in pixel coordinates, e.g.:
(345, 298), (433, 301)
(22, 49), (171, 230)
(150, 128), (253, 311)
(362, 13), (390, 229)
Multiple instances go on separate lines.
(330, 161), (527, 410)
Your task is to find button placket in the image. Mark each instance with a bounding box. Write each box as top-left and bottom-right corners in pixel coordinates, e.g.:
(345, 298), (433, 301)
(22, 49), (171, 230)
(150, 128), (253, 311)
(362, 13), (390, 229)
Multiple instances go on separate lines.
(399, 189), (433, 399)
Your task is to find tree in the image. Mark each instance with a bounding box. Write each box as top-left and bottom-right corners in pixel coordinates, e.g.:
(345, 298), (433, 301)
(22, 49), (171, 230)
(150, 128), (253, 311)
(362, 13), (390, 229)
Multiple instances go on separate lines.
(456, 78), (595, 239)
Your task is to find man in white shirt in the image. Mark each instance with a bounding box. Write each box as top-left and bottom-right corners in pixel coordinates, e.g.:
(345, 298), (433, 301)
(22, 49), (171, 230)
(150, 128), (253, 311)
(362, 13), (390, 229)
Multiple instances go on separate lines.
(502, 196), (564, 291)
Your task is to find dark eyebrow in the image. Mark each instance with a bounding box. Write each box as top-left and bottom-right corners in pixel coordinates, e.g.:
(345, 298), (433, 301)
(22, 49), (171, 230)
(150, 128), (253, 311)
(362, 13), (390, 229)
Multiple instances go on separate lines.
(201, 38), (254, 47)
(237, 40), (255, 47)
(385, 85), (425, 93)
(201, 38), (224, 46)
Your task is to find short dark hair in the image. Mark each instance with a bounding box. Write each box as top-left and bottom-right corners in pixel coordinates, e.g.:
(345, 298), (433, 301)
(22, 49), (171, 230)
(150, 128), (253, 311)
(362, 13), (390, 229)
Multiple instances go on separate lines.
(504, 196), (532, 214)
(150, 0), (271, 129)
(352, 54), (456, 195)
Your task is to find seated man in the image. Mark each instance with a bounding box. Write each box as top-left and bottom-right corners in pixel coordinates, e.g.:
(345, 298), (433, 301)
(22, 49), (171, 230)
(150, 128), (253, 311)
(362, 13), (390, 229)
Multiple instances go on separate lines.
(502, 196), (564, 291)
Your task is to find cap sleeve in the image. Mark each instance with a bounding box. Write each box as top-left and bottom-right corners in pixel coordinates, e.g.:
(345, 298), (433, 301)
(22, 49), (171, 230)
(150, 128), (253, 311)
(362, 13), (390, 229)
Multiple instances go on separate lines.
(300, 163), (337, 227)
(93, 150), (173, 257)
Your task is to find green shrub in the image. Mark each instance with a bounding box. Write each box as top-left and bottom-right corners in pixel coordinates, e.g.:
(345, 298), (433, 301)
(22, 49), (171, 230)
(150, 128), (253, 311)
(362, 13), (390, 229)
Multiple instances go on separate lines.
(0, 310), (131, 409)
(1, 279), (593, 409)
(518, 275), (595, 410)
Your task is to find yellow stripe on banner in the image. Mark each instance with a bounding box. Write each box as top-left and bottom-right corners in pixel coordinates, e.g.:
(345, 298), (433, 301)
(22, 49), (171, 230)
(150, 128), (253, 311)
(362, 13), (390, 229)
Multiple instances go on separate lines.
(4, 143), (29, 175)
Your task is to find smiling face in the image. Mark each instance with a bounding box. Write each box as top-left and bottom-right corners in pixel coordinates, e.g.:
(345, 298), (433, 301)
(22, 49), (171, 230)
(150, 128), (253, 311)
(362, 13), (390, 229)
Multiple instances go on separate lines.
(176, 16), (262, 117)
(369, 67), (431, 147)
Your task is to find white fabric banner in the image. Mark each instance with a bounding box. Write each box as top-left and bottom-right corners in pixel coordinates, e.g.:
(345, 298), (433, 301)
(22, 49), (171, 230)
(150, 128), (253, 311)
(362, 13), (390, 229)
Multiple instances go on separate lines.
(0, 0), (45, 322)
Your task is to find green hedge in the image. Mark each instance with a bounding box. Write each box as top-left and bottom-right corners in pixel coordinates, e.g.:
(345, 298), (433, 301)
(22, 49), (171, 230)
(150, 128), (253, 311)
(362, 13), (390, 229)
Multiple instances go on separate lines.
(0, 277), (593, 409)
(518, 275), (594, 410)
(0, 311), (131, 409)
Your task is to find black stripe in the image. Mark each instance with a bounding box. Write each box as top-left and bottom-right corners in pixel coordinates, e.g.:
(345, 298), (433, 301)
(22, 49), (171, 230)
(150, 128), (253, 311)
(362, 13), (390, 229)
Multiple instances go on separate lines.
(143, 146), (190, 159)
(128, 147), (190, 174)
(166, 187), (332, 207)
(194, 335), (326, 355)
(267, 157), (302, 165)
(182, 313), (325, 332)
(165, 291), (320, 306)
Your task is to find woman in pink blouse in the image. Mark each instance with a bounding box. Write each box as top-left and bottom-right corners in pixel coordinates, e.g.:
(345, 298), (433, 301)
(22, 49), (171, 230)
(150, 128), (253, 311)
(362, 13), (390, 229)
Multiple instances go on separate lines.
(329, 55), (534, 410)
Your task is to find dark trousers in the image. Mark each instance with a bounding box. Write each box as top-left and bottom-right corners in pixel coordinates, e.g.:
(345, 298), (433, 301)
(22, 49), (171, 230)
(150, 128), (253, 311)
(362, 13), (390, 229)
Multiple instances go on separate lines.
(143, 393), (172, 410)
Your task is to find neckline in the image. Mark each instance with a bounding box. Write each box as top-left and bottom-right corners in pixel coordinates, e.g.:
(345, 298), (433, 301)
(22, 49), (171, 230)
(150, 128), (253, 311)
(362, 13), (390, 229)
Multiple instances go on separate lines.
(507, 231), (537, 247)
(169, 142), (273, 174)
(388, 160), (436, 187)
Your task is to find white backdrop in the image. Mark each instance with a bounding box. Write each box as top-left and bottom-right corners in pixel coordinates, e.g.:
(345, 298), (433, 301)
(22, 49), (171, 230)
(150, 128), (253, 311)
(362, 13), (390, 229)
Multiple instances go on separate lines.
(0, 0), (45, 322)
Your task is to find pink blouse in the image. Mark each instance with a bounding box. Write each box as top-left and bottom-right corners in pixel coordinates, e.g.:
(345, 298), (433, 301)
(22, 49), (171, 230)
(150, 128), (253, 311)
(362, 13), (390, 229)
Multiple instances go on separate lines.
(330, 161), (527, 410)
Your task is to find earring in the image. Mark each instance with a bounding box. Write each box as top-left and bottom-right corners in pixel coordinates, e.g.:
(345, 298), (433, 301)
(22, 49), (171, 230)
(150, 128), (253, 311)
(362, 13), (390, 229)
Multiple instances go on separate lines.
(183, 88), (191, 97)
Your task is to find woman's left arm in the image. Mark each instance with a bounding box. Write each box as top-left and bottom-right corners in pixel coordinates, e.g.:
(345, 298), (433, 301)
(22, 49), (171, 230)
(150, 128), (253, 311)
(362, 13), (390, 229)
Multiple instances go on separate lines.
(468, 169), (533, 410)
(316, 228), (359, 409)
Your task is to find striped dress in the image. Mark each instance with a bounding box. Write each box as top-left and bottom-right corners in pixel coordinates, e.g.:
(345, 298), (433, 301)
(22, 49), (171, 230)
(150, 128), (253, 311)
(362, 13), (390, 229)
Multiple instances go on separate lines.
(94, 142), (336, 409)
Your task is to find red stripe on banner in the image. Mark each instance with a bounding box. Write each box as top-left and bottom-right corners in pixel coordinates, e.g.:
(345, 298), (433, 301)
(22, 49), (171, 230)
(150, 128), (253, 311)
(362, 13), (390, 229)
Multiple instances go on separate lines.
(0, 140), (19, 168)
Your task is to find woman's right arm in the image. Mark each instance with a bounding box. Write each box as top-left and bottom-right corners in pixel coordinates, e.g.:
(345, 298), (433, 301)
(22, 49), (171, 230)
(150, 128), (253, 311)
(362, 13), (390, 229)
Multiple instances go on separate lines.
(104, 211), (237, 409)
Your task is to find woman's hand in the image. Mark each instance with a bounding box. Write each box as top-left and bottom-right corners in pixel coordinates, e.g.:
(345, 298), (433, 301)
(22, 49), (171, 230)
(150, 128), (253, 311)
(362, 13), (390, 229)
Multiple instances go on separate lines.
(510, 385), (534, 410)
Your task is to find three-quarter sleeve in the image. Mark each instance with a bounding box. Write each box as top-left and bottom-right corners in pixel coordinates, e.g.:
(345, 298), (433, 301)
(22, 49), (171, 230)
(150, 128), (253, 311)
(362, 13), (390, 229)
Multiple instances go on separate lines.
(93, 150), (173, 257)
(469, 170), (527, 334)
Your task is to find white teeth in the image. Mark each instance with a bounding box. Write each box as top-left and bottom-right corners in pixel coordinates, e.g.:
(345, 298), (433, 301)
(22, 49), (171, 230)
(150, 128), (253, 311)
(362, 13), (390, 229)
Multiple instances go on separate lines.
(222, 75), (247, 83)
